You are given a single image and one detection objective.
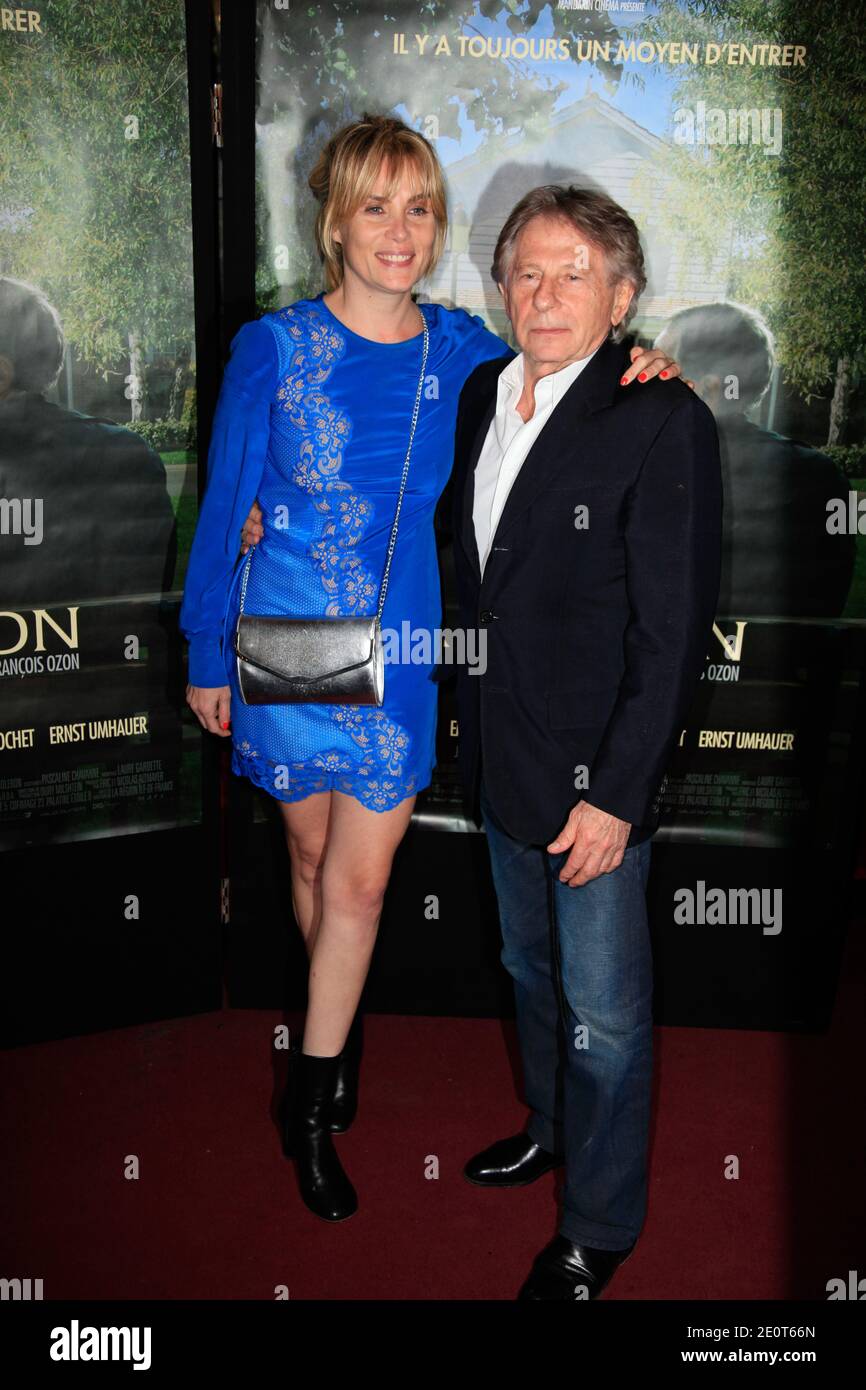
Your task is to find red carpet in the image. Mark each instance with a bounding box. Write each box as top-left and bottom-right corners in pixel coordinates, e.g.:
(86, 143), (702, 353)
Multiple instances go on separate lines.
(3, 923), (863, 1301)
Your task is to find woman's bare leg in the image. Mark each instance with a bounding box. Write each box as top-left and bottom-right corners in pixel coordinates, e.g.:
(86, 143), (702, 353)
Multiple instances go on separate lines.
(277, 791), (332, 958)
(302, 789), (416, 1057)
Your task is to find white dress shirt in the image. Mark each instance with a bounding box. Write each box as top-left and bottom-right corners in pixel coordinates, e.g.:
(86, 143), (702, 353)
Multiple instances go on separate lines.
(472, 346), (600, 577)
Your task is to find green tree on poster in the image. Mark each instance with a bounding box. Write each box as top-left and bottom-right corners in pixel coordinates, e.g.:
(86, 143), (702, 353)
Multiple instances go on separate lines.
(640, 0), (865, 445)
(260, 0), (627, 138)
(256, 0), (635, 302)
(0, 0), (193, 420)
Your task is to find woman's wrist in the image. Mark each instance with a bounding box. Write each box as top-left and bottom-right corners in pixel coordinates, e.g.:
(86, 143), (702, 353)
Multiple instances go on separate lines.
(187, 632), (228, 689)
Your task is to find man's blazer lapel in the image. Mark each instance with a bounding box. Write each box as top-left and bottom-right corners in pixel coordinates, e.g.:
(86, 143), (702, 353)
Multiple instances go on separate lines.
(459, 390), (497, 582)
(485, 336), (630, 555)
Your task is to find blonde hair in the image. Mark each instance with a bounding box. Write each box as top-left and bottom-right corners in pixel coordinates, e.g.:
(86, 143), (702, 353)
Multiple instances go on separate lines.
(308, 114), (448, 290)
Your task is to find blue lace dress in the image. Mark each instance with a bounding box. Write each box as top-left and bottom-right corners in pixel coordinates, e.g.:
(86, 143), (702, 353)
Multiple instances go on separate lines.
(180, 294), (508, 812)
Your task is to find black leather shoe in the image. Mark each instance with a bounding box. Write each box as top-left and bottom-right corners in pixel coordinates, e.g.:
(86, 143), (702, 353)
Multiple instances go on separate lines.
(329, 1013), (363, 1134)
(463, 1133), (564, 1187)
(280, 1045), (358, 1221)
(517, 1234), (635, 1300)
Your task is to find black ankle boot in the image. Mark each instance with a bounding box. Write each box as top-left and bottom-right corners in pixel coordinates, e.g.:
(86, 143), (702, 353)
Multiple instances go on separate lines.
(329, 1013), (363, 1134)
(280, 1045), (358, 1221)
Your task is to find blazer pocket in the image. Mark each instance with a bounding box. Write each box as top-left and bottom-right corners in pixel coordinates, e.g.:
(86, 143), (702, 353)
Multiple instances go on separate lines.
(547, 685), (618, 730)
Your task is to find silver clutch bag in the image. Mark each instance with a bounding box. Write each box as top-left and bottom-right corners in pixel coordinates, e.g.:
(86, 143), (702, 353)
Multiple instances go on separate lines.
(231, 309), (428, 706)
(234, 614), (383, 705)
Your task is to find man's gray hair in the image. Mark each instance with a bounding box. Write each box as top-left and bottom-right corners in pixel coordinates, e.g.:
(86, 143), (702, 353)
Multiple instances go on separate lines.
(491, 185), (647, 342)
(0, 277), (65, 393)
(655, 301), (775, 411)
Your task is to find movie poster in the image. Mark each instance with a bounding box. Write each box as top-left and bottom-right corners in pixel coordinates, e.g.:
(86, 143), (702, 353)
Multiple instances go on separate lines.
(0, 0), (200, 848)
(250, 0), (865, 847)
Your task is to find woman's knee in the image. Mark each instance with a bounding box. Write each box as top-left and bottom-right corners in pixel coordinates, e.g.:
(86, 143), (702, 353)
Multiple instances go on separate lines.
(286, 831), (328, 888)
(323, 867), (389, 921)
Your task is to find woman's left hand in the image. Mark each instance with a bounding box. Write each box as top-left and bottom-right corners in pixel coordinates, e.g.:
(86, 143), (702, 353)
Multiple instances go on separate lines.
(621, 346), (694, 390)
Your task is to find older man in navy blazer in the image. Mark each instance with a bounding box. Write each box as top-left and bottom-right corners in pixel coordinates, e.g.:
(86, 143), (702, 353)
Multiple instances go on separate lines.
(451, 186), (722, 1300)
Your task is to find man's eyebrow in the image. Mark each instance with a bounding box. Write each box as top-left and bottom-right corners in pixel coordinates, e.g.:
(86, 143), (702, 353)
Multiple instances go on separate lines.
(513, 258), (584, 269)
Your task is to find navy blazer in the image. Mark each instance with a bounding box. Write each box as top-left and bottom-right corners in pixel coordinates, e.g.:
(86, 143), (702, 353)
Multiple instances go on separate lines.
(450, 334), (723, 847)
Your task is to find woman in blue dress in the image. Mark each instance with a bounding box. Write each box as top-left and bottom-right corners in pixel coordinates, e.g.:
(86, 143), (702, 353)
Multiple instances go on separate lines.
(180, 115), (683, 1223)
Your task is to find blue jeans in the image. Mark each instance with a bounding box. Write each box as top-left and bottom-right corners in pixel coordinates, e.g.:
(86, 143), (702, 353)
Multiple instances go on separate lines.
(479, 778), (653, 1251)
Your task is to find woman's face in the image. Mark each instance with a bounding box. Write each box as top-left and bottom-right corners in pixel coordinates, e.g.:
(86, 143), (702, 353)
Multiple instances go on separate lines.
(333, 160), (438, 295)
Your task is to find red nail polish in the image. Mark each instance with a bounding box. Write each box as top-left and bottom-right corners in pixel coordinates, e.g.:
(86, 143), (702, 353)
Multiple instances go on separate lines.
(638, 372), (647, 382)
(620, 376), (629, 385)
(221, 721), (229, 730)
(660, 370), (668, 378)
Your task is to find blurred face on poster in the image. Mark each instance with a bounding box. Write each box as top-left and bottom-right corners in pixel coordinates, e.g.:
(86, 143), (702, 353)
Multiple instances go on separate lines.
(333, 160), (438, 299)
(499, 214), (633, 375)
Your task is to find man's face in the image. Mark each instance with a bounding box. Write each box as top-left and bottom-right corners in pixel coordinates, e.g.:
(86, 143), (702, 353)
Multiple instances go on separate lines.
(498, 214), (634, 374)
